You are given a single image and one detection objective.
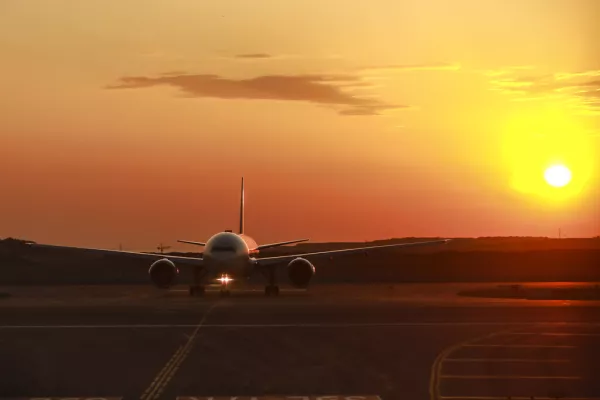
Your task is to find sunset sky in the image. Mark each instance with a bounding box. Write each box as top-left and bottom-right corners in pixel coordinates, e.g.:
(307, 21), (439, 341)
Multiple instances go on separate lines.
(1, 0), (599, 249)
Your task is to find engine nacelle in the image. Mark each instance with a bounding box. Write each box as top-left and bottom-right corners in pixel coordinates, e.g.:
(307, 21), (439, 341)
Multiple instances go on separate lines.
(149, 258), (179, 288)
(287, 257), (315, 288)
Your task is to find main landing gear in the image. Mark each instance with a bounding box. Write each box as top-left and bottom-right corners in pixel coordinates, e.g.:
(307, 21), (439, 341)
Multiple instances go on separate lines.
(189, 266), (206, 297)
(264, 266), (279, 296)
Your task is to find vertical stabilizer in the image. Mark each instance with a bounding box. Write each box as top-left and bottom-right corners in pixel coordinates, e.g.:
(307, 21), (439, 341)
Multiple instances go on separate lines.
(239, 177), (245, 234)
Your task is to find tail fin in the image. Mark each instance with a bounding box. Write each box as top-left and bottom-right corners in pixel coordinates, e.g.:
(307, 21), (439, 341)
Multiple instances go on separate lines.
(239, 177), (245, 234)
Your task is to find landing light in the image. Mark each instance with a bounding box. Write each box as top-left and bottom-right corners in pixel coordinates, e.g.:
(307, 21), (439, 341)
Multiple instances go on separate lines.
(218, 275), (233, 285)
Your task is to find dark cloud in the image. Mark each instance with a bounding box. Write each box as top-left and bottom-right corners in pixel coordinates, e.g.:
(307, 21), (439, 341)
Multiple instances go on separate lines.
(234, 53), (272, 59)
(108, 73), (406, 116)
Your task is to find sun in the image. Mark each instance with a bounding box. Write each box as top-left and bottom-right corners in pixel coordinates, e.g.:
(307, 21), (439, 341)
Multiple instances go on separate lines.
(544, 164), (572, 187)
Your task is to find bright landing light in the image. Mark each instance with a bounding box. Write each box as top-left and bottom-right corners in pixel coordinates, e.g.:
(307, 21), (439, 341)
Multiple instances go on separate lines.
(544, 165), (572, 188)
(218, 275), (233, 284)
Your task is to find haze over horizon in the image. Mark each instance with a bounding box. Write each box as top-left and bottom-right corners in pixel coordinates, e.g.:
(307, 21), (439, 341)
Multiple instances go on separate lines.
(1, 0), (599, 249)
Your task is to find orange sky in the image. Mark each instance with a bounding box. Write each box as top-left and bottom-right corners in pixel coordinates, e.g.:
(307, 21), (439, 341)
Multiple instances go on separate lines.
(1, 0), (599, 249)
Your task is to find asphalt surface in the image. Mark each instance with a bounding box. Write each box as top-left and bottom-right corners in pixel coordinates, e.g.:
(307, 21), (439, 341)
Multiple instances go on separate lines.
(0, 285), (599, 400)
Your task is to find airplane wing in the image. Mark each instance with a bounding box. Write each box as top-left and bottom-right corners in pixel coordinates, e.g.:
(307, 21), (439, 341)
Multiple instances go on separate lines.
(177, 240), (206, 246)
(28, 243), (203, 266)
(256, 239), (450, 267)
(255, 238), (309, 251)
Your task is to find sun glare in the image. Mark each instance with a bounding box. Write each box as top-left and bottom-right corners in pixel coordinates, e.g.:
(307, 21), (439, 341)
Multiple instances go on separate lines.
(502, 107), (594, 201)
(544, 165), (572, 187)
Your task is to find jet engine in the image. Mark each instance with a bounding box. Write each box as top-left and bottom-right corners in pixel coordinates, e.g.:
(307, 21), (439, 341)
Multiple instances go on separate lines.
(287, 257), (315, 288)
(149, 258), (179, 288)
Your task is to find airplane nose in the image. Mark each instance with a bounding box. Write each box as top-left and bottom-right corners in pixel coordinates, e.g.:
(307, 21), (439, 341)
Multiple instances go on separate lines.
(211, 252), (237, 269)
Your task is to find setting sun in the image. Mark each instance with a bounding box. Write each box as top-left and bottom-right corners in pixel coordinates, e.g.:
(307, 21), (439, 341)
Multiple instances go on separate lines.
(502, 106), (595, 202)
(544, 165), (572, 188)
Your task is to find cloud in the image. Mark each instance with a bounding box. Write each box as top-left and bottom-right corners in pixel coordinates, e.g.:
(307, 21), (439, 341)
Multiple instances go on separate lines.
(227, 53), (303, 61)
(358, 62), (461, 73)
(488, 76), (546, 94)
(108, 73), (406, 116)
(554, 69), (600, 81)
(480, 65), (535, 77)
(484, 68), (600, 115)
(160, 70), (188, 76)
(234, 53), (272, 59)
(338, 104), (409, 116)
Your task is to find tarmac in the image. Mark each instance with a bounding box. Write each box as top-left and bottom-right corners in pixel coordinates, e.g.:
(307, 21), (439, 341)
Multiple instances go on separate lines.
(0, 283), (599, 400)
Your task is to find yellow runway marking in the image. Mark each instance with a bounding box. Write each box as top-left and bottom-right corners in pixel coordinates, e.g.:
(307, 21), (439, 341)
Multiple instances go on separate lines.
(427, 323), (578, 400)
(140, 302), (220, 400)
(429, 329), (516, 400)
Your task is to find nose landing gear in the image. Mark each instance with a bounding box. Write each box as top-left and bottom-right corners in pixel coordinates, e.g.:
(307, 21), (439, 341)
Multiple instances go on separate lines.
(218, 274), (232, 297)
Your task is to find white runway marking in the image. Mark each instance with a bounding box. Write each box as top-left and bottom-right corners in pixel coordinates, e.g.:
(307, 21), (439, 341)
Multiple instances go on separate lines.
(504, 331), (600, 336)
(0, 321), (599, 329)
(440, 397), (600, 400)
(443, 358), (571, 363)
(140, 303), (219, 400)
(0, 398), (123, 400)
(463, 343), (576, 348)
(440, 374), (582, 379)
(176, 397), (382, 400)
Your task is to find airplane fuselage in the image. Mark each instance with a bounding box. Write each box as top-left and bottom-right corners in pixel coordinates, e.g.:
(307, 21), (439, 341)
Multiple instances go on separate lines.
(202, 231), (257, 280)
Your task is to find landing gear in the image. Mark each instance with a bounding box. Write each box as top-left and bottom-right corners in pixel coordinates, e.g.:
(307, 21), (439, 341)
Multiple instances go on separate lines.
(264, 266), (279, 296)
(265, 285), (280, 296)
(189, 285), (205, 297)
(189, 266), (206, 297)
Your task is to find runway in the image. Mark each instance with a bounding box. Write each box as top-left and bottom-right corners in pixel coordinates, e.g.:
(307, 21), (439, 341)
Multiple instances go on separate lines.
(0, 284), (599, 400)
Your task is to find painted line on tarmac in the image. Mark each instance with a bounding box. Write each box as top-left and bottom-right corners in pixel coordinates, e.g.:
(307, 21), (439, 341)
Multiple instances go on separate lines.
(443, 358), (571, 363)
(429, 331), (505, 400)
(140, 302), (220, 400)
(440, 397), (600, 400)
(2, 321), (600, 329)
(429, 327), (530, 400)
(440, 374), (582, 379)
(503, 331), (600, 336)
(176, 397), (382, 400)
(463, 344), (576, 348)
(0, 398), (123, 400)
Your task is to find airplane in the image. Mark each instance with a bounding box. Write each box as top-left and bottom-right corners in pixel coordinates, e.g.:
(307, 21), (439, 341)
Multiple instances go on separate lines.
(29, 178), (450, 296)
